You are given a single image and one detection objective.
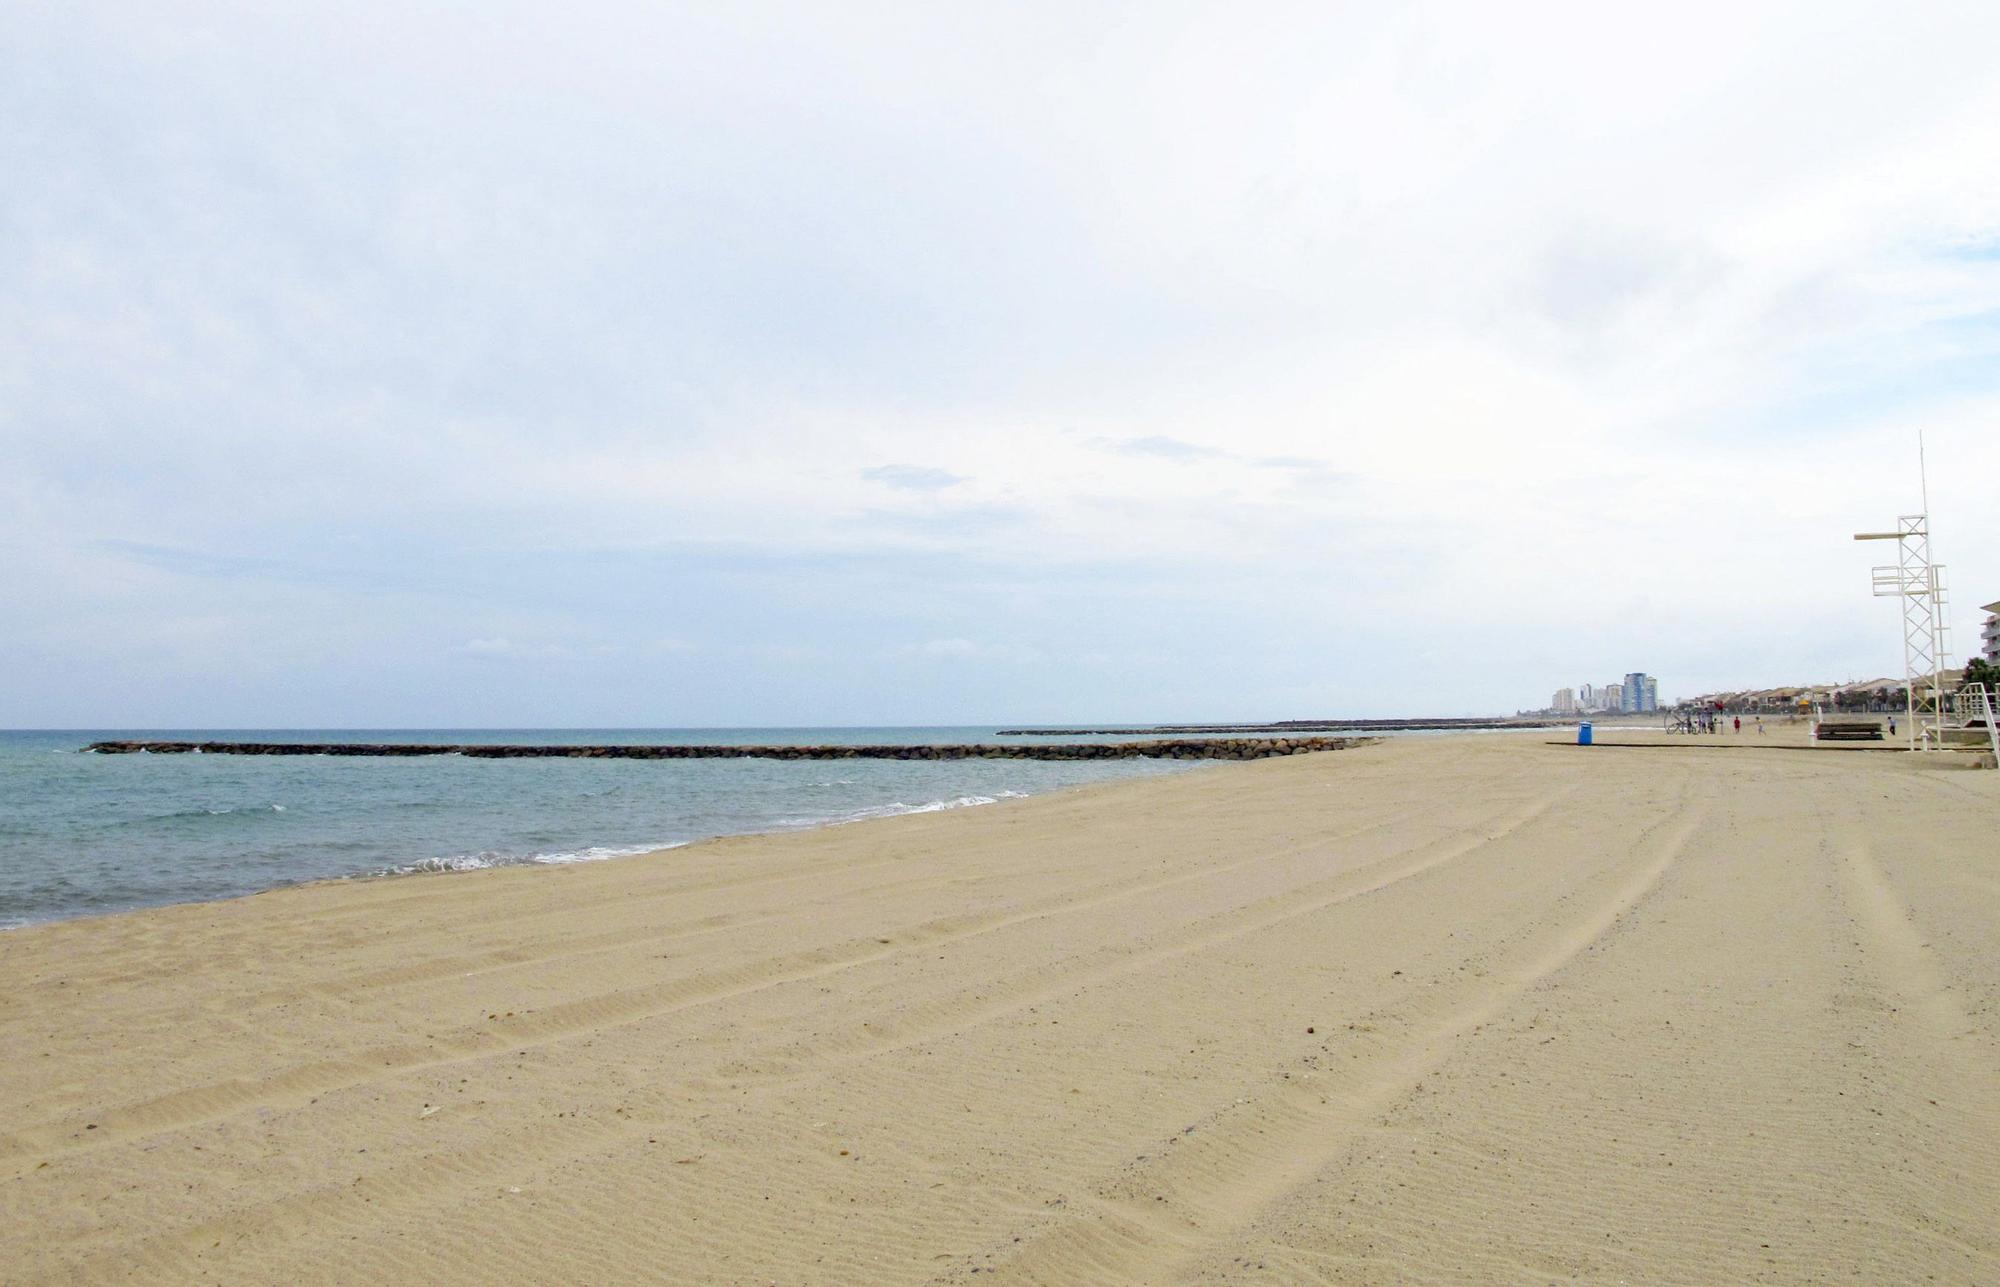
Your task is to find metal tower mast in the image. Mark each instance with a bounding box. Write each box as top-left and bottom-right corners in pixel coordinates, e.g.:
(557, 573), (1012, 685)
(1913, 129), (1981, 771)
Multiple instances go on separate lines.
(1853, 439), (1951, 751)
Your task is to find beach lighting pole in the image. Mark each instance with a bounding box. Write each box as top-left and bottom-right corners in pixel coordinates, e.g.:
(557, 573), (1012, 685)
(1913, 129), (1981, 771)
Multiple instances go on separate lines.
(1854, 516), (1949, 752)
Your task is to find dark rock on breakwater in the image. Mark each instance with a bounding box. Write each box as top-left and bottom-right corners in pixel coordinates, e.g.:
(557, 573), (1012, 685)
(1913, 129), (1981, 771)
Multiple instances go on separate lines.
(81, 738), (1366, 761)
(997, 718), (1555, 735)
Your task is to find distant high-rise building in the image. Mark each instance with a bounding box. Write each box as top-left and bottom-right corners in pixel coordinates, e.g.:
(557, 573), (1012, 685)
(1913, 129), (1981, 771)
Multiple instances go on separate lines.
(1602, 682), (1624, 712)
(1578, 683), (1598, 709)
(1622, 672), (1658, 713)
(1551, 687), (1576, 714)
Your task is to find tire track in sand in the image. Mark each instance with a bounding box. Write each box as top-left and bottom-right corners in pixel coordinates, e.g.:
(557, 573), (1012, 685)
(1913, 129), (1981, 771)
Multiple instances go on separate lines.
(1838, 837), (1986, 1044)
(954, 774), (1706, 1285)
(0, 789), (1480, 1179)
(1830, 801), (2000, 1281)
(16, 790), (1570, 1281)
(695, 788), (1575, 1094)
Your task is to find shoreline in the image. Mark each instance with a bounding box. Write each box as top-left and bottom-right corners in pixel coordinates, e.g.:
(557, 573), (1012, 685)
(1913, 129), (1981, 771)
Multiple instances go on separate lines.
(4, 731), (1995, 1282)
(3, 728), (1260, 933)
(0, 771), (1143, 935)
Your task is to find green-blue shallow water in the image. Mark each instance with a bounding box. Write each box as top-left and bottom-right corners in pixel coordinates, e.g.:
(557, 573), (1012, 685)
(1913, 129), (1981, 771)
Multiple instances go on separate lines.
(0, 729), (1194, 928)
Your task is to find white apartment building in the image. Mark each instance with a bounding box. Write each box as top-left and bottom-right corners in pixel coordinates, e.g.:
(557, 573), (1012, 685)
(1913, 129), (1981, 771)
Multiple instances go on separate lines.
(1551, 688), (1577, 714)
(1984, 600), (1999, 663)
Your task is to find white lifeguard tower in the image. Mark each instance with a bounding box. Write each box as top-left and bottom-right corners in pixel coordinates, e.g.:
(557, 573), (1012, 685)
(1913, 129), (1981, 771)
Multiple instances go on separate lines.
(1853, 513), (1948, 751)
(1852, 441), (1997, 767)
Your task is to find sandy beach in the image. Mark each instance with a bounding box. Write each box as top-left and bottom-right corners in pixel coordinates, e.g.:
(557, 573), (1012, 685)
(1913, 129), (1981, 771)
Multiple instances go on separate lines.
(2, 730), (1996, 1284)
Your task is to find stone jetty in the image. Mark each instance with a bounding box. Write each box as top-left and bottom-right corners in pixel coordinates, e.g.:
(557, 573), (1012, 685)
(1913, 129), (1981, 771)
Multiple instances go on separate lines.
(81, 737), (1365, 761)
(997, 718), (1552, 735)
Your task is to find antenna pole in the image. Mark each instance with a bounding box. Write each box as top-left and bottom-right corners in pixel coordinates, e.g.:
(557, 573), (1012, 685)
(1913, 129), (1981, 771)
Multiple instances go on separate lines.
(1919, 428), (1931, 517)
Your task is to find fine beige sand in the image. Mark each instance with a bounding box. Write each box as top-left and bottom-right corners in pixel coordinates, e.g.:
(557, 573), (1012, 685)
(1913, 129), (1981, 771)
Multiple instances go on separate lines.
(3, 731), (1997, 1283)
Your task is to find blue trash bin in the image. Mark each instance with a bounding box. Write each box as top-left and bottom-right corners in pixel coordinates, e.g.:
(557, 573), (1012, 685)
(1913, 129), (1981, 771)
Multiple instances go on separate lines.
(1578, 721), (1593, 746)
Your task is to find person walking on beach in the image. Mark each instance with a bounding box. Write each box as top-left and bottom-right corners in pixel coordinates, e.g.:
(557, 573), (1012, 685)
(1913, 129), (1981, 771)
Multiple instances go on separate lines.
(1756, 716), (1764, 734)
(1734, 716), (1741, 733)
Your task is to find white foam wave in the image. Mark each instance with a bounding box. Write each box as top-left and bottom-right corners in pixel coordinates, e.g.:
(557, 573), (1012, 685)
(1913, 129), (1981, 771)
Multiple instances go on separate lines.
(141, 803), (292, 822)
(370, 790), (1029, 882)
(532, 840), (690, 865)
(379, 839), (689, 878)
(396, 853), (502, 874)
(777, 789), (1031, 829)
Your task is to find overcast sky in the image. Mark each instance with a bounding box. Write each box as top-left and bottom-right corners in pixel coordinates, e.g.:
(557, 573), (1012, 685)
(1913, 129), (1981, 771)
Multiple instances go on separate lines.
(4, 2), (1998, 727)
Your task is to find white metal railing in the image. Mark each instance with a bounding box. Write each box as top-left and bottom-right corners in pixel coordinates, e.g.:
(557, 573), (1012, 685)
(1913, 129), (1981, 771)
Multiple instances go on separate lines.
(1949, 683), (2000, 766)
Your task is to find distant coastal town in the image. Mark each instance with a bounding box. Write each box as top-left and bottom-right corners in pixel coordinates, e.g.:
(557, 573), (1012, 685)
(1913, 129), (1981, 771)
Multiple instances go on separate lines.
(1532, 599), (2000, 719)
(1540, 672), (1660, 716)
(1534, 672), (1963, 718)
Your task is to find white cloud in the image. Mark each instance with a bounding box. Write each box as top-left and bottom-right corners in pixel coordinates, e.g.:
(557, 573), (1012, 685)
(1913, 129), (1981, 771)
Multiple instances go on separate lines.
(4, 2), (2000, 722)
(907, 638), (980, 659)
(861, 464), (965, 491)
(458, 638), (618, 662)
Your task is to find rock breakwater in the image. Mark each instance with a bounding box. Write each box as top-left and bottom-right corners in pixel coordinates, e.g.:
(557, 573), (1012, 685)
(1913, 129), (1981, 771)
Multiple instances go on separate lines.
(82, 738), (1365, 761)
(998, 718), (1554, 735)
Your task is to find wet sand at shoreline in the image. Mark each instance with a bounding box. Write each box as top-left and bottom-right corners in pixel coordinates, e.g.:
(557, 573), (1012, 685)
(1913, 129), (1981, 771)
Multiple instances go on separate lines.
(3, 731), (1996, 1283)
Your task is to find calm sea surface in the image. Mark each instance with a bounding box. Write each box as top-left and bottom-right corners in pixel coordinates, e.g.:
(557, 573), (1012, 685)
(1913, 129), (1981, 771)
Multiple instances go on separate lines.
(0, 728), (1196, 929)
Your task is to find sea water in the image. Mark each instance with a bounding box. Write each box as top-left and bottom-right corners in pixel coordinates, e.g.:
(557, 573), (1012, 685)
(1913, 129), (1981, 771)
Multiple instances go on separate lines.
(0, 728), (1194, 929)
